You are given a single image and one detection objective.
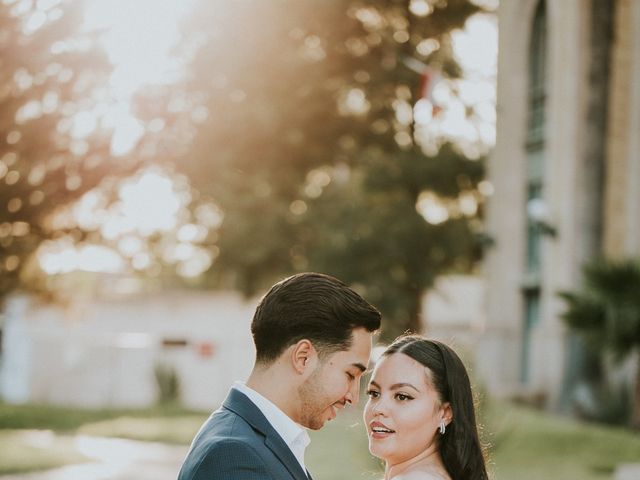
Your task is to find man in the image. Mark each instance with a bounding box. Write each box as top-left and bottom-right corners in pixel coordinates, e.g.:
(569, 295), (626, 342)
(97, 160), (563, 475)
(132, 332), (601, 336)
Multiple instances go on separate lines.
(178, 272), (381, 480)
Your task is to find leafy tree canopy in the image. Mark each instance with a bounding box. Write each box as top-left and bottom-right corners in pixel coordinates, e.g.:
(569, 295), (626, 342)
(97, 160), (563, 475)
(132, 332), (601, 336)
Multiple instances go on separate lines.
(151, 0), (489, 338)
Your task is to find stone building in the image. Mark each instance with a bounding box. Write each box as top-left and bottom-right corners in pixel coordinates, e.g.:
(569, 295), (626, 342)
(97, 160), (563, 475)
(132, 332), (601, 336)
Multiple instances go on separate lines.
(479, 0), (640, 409)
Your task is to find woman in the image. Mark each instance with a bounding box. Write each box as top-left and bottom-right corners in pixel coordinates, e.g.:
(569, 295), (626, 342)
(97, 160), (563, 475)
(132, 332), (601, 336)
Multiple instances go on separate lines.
(364, 335), (488, 480)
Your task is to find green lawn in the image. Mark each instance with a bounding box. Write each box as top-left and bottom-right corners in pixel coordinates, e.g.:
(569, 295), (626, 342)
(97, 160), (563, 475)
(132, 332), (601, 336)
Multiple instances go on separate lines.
(0, 402), (199, 432)
(1, 400), (639, 478)
(307, 410), (382, 480)
(486, 402), (640, 480)
(0, 402), (202, 475)
(78, 415), (207, 444)
(0, 430), (87, 474)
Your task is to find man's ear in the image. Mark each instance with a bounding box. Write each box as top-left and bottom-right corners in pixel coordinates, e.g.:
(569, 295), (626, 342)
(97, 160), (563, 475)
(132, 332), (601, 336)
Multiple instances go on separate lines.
(291, 339), (318, 375)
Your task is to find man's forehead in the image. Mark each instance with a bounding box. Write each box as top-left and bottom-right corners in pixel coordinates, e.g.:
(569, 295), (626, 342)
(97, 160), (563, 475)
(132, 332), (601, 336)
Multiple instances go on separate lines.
(325, 328), (373, 363)
(333, 349), (372, 372)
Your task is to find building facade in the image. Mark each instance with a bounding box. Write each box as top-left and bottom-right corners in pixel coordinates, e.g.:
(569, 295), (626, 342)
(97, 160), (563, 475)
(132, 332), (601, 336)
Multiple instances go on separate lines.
(479, 0), (640, 409)
(0, 291), (257, 410)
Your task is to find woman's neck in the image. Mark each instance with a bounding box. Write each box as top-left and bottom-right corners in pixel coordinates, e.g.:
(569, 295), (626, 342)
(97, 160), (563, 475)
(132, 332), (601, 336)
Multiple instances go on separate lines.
(384, 444), (445, 480)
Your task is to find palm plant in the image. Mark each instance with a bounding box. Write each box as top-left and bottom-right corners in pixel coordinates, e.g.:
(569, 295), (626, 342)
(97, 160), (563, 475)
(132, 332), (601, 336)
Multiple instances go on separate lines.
(560, 259), (640, 428)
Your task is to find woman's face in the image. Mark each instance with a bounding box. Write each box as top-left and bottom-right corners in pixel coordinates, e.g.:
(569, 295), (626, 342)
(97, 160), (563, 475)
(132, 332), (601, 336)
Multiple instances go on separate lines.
(363, 352), (450, 465)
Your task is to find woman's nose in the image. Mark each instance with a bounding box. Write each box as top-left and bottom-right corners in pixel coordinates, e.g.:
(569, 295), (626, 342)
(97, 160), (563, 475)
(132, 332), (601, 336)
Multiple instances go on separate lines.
(371, 397), (388, 416)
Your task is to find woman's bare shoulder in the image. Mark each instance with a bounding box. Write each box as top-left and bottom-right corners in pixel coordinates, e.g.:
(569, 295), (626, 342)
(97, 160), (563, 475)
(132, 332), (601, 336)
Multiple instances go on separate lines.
(394, 467), (451, 480)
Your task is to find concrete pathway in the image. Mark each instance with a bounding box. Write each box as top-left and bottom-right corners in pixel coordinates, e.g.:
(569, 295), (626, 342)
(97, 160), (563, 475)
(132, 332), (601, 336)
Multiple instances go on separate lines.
(0, 436), (189, 480)
(614, 463), (640, 480)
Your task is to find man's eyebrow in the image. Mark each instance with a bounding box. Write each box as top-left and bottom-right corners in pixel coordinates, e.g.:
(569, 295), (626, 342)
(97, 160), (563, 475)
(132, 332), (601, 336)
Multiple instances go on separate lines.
(352, 363), (367, 373)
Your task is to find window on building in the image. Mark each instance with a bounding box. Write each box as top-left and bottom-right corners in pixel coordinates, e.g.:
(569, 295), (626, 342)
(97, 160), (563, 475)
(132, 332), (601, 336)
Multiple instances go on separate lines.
(522, 0), (547, 383)
(0, 313), (4, 360)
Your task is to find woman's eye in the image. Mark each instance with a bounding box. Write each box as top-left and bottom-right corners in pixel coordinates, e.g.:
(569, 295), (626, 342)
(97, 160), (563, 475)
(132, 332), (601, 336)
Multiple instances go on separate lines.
(366, 390), (379, 398)
(347, 372), (355, 380)
(395, 393), (413, 401)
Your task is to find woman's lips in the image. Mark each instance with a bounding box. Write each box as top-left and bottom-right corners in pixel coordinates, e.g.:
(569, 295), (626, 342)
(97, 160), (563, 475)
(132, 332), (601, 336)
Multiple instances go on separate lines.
(369, 421), (395, 439)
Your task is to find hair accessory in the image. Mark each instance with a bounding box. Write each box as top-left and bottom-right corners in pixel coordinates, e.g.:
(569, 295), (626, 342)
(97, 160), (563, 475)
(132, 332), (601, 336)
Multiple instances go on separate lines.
(439, 420), (446, 435)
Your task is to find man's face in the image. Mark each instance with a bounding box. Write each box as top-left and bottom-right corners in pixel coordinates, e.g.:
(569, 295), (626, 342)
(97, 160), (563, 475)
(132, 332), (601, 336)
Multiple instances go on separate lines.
(297, 327), (373, 430)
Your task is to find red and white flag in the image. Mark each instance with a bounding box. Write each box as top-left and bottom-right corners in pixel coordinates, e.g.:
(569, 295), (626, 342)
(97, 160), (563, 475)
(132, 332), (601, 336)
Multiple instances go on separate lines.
(402, 56), (443, 116)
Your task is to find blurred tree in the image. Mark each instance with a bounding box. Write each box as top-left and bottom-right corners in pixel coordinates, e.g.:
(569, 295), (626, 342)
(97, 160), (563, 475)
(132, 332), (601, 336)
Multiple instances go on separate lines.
(0, 0), (139, 305)
(560, 259), (640, 429)
(159, 0), (486, 338)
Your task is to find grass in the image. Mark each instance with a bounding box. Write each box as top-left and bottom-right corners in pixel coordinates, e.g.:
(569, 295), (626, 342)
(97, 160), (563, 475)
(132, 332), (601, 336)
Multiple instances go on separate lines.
(1, 400), (639, 478)
(0, 402), (203, 475)
(486, 401), (640, 480)
(307, 410), (382, 480)
(0, 402), (200, 432)
(0, 430), (87, 474)
(78, 415), (207, 444)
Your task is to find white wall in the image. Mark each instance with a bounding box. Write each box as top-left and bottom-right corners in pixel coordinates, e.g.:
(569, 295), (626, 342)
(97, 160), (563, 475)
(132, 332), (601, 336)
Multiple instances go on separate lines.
(0, 291), (258, 411)
(421, 275), (485, 371)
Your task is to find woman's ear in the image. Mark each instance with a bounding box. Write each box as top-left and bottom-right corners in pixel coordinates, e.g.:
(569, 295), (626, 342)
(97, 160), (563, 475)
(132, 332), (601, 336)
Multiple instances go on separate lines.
(291, 339), (318, 375)
(441, 402), (453, 426)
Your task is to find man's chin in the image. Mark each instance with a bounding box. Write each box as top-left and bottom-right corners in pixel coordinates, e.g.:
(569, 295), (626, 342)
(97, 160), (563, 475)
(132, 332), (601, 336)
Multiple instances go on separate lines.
(303, 417), (325, 430)
(304, 408), (336, 430)
(306, 421), (324, 431)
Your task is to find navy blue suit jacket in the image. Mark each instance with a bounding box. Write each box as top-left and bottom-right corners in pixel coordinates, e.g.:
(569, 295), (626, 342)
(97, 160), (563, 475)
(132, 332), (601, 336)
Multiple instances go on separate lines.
(178, 388), (312, 480)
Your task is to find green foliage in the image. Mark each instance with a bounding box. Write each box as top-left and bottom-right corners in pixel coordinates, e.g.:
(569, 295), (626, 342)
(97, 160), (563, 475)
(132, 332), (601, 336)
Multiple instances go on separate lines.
(154, 364), (181, 405)
(560, 259), (640, 358)
(560, 258), (640, 427)
(155, 0), (487, 337)
(0, 0), (490, 339)
(593, 381), (632, 426)
(0, 1), (141, 303)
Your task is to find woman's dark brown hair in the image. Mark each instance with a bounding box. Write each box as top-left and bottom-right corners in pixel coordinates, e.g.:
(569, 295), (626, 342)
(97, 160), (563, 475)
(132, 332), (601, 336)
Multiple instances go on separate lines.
(383, 334), (488, 480)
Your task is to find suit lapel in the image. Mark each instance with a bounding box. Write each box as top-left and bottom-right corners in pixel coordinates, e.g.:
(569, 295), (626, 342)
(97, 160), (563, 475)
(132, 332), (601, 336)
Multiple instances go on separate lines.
(264, 435), (309, 480)
(223, 389), (310, 480)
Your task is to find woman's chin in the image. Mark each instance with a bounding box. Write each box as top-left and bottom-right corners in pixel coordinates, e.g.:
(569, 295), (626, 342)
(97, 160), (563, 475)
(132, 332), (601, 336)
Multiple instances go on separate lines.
(368, 443), (387, 460)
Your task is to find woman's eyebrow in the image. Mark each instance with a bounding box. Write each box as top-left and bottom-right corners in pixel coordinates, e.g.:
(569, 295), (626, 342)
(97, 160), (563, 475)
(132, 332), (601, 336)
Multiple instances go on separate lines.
(389, 382), (420, 392)
(367, 380), (420, 392)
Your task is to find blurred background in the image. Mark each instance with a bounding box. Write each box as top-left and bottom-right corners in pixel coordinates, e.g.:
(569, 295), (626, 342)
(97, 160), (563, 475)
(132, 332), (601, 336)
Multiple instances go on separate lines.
(0, 0), (639, 479)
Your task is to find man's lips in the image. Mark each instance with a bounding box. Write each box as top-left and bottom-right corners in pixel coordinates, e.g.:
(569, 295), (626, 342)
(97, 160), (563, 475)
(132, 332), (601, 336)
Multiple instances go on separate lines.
(369, 421), (395, 438)
(327, 402), (346, 421)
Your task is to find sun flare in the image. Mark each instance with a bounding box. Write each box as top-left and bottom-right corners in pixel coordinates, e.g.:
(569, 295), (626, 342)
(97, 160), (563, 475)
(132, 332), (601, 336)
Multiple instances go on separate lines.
(82, 0), (196, 99)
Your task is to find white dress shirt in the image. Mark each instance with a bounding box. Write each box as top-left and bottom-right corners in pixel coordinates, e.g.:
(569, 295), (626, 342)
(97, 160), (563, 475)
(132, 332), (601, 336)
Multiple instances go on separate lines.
(233, 381), (311, 474)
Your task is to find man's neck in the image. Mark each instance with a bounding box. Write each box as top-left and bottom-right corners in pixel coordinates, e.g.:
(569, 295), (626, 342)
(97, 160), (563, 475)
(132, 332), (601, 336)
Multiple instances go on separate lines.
(246, 365), (300, 422)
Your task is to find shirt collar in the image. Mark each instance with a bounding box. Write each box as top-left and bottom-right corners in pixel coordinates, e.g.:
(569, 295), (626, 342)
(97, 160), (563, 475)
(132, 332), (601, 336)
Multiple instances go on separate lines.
(233, 382), (310, 469)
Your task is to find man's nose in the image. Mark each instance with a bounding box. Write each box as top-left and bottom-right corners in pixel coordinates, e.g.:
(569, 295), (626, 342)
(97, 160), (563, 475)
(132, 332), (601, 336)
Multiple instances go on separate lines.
(345, 379), (361, 406)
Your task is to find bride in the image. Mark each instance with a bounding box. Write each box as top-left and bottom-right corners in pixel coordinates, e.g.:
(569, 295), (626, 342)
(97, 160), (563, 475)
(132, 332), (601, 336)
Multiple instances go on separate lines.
(364, 335), (488, 480)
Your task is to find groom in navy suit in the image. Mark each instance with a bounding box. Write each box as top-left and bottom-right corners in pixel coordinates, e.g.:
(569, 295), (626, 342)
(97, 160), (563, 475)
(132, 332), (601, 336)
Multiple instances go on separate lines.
(178, 272), (381, 480)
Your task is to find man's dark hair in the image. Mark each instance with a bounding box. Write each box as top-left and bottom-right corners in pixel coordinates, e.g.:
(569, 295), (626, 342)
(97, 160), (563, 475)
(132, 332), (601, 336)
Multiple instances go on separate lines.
(251, 272), (381, 364)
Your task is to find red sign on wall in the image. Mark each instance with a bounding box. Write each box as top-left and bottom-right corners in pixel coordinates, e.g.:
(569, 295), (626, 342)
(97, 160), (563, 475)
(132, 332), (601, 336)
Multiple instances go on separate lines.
(196, 341), (215, 358)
